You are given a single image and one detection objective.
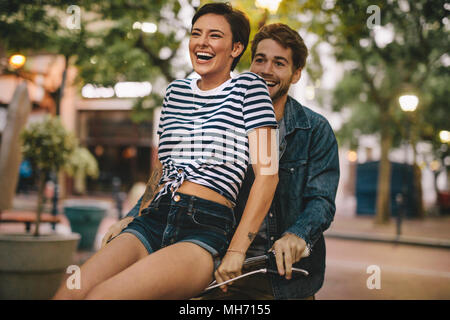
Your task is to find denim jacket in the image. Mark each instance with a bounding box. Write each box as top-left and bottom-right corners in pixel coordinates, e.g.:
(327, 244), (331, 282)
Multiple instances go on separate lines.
(126, 96), (339, 299)
(234, 96), (340, 299)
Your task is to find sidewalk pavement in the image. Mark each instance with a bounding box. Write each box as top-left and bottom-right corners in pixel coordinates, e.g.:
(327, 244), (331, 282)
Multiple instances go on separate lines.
(325, 214), (450, 249)
(2, 193), (450, 265)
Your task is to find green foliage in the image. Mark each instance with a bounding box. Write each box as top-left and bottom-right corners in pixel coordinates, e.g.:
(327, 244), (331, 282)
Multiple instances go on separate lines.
(302, 0), (449, 154)
(129, 93), (163, 124)
(0, 0), (190, 123)
(3, 0), (447, 145)
(21, 115), (77, 175)
(64, 147), (99, 179)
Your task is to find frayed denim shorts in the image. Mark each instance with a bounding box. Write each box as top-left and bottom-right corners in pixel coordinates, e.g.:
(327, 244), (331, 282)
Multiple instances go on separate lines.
(120, 192), (236, 269)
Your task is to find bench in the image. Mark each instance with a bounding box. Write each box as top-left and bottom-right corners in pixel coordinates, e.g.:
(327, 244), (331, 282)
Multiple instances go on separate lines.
(0, 210), (62, 232)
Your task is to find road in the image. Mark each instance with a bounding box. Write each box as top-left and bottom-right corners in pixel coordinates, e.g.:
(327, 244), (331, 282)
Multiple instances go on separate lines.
(316, 238), (450, 300)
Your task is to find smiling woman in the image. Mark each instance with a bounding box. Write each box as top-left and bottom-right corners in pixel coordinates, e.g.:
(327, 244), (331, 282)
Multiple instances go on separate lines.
(53, 2), (279, 300)
(188, 3), (250, 90)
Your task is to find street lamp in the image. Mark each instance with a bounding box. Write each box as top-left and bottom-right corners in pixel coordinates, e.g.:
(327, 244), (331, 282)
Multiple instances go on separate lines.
(396, 94), (419, 238)
(9, 54), (26, 69)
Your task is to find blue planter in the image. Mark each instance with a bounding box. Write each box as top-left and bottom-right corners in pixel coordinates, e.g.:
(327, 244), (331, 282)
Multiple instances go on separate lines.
(64, 203), (106, 250)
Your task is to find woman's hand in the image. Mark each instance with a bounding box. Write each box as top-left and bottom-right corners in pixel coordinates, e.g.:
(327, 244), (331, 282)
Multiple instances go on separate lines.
(101, 216), (134, 248)
(214, 250), (246, 292)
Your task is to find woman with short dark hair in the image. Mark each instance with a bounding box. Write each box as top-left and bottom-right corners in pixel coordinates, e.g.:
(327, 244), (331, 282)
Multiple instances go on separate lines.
(53, 2), (278, 300)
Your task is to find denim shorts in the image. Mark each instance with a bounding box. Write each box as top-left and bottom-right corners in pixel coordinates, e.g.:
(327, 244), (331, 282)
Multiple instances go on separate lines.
(120, 192), (236, 269)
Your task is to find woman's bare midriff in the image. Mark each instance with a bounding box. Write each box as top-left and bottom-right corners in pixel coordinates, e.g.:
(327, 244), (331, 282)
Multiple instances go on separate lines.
(149, 181), (233, 209)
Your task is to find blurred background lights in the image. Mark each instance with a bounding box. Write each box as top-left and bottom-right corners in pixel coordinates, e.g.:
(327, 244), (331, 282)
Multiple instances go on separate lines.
(255, 0), (282, 13)
(373, 24), (395, 48)
(82, 82), (152, 99)
(132, 21), (157, 33)
(141, 22), (157, 33)
(399, 94), (419, 112)
(94, 145), (104, 157)
(347, 150), (358, 162)
(430, 160), (441, 172)
(159, 47), (172, 60)
(439, 130), (450, 143)
(132, 21), (142, 30)
(9, 54), (26, 69)
(122, 147), (137, 159)
(305, 85), (315, 100)
(81, 84), (114, 98)
(114, 81), (152, 98)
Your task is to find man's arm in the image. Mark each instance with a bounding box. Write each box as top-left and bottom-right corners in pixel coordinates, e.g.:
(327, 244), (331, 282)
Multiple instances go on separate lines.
(285, 119), (340, 247)
(272, 119), (339, 279)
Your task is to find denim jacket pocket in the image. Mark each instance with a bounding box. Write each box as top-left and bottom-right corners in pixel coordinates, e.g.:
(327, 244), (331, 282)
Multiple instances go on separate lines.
(279, 159), (307, 199)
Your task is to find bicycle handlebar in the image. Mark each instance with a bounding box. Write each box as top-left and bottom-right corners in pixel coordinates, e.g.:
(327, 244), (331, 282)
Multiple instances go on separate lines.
(202, 251), (309, 293)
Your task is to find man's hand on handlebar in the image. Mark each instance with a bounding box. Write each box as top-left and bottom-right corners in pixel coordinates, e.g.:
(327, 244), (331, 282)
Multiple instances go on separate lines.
(101, 216), (134, 248)
(270, 233), (308, 280)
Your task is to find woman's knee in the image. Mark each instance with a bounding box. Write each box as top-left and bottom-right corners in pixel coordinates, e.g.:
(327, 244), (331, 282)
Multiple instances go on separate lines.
(52, 283), (87, 300)
(84, 284), (107, 300)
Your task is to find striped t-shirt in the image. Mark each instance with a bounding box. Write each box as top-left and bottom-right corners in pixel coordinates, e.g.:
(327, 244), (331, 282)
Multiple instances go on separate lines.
(155, 72), (278, 206)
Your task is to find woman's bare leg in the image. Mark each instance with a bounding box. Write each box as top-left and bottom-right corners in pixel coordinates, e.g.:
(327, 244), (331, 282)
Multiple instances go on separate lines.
(84, 242), (214, 300)
(53, 233), (148, 300)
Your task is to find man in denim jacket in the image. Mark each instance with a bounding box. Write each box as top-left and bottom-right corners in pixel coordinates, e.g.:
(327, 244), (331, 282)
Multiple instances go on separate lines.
(203, 23), (339, 300)
(112, 23), (339, 300)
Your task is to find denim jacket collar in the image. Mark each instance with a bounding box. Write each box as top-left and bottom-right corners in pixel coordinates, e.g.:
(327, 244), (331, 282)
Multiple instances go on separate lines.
(278, 96), (312, 159)
(284, 96), (311, 136)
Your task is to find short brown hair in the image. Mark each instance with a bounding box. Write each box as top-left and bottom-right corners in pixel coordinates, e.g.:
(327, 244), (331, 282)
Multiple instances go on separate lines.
(192, 2), (250, 71)
(251, 23), (308, 70)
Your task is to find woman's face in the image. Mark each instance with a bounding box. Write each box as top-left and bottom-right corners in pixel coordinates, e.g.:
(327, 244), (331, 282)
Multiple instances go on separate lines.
(189, 13), (241, 81)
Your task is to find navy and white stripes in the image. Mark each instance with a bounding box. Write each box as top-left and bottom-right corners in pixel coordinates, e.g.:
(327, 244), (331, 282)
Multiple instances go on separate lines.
(155, 72), (278, 206)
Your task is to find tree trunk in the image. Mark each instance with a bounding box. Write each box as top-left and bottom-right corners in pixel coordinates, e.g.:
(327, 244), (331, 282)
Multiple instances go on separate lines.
(413, 164), (424, 219)
(375, 119), (392, 224)
(34, 173), (46, 237)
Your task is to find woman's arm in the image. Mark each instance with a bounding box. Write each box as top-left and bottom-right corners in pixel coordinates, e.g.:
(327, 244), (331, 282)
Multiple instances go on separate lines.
(100, 160), (162, 248)
(138, 159), (163, 215)
(214, 126), (279, 291)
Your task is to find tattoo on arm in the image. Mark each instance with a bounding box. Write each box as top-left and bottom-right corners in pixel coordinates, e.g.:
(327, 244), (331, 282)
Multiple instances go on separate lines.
(248, 232), (257, 242)
(139, 167), (162, 215)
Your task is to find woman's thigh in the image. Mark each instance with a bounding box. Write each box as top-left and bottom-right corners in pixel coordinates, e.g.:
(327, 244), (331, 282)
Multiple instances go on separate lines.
(53, 232), (148, 299)
(85, 242), (214, 300)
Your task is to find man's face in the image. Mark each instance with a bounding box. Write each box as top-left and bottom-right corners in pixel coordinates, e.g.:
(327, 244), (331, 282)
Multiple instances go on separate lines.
(250, 39), (301, 103)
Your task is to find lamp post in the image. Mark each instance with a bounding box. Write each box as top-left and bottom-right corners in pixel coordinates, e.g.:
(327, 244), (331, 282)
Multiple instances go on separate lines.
(397, 94), (419, 237)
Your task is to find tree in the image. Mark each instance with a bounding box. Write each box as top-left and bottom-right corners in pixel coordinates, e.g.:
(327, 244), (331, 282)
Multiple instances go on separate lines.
(299, 0), (449, 223)
(0, 0), (196, 120)
(21, 116), (77, 236)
